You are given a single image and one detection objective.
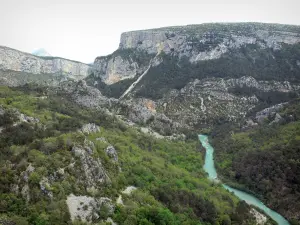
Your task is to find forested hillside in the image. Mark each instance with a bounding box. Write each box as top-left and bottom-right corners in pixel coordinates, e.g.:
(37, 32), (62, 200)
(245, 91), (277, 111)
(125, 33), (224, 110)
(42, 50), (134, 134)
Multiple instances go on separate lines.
(0, 85), (263, 225)
(134, 43), (300, 100)
(211, 99), (300, 224)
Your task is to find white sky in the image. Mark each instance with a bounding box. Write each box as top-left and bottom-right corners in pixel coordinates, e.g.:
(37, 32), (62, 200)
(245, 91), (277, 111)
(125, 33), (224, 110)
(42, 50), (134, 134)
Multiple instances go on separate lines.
(1, 0), (300, 63)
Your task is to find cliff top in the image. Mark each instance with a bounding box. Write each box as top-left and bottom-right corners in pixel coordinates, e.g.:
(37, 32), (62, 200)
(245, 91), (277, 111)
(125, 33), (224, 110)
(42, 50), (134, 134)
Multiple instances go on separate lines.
(120, 22), (300, 36)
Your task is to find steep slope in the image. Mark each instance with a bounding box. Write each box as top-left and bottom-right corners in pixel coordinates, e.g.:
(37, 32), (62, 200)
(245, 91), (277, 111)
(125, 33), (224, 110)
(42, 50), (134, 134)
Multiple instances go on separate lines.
(211, 99), (300, 223)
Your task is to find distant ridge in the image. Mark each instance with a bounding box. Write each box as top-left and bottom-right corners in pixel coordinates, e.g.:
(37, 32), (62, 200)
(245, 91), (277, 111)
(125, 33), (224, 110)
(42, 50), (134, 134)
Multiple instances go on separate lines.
(32, 48), (52, 57)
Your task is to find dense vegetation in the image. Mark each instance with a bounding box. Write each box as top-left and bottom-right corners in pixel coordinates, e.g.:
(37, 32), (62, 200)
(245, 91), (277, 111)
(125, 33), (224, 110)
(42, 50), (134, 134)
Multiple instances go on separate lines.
(0, 86), (259, 225)
(211, 99), (300, 224)
(134, 43), (300, 99)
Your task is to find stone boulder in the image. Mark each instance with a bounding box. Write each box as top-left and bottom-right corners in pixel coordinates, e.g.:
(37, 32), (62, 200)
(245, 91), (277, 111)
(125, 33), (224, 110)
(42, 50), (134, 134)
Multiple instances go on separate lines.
(105, 145), (118, 162)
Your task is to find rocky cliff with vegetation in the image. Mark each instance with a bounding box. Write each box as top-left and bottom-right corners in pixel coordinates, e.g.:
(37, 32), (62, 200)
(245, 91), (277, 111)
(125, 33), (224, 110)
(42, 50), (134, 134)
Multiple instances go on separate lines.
(1, 22), (300, 224)
(90, 23), (300, 129)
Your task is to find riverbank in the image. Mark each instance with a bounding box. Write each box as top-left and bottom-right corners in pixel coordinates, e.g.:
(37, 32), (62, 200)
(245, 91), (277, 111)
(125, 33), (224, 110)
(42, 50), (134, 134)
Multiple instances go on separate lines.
(198, 135), (290, 225)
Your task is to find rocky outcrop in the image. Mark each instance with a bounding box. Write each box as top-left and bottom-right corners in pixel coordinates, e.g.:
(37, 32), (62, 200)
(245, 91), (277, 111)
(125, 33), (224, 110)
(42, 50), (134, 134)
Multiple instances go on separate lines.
(0, 46), (92, 82)
(72, 144), (110, 191)
(0, 108), (39, 134)
(255, 103), (287, 123)
(105, 146), (118, 162)
(57, 80), (111, 108)
(153, 76), (298, 127)
(66, 194), (114, 222)
(226, 76), (299, 93)
(18, 113), (39, 123)
(39, 177), (53, 199)
(20, 164), (35, 202)
(250, 208), (267, 225)
(80, 123), (101, 134)
(116, 186), (137, 205)
(113, 97), (185, 135)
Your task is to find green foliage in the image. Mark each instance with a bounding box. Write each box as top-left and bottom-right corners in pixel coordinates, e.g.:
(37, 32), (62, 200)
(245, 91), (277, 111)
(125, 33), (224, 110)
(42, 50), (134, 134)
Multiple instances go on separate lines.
(0, 85), (255, 224)
(0, 108), (18, 126)
(212, 100), (300, 222)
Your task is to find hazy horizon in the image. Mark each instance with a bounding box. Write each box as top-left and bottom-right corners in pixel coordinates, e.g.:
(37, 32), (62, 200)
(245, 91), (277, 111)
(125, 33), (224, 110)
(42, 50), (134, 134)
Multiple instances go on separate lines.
(1, 0), (300, 63)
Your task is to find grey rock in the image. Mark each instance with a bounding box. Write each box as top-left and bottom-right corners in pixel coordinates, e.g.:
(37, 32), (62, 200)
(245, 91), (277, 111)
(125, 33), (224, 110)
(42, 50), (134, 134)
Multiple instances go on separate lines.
(0, 46), (92, 82)
(244, 119), (258, 128)
(148, 76), (299, 128)
(256, 103), (287, 123)
(119, 24), (300, 62)
(91, 23), (300, 86)
(21, 184), (30, 203)
(66, 194), (114, 222)
(20, 164), (35, 202)
(72, 145), (110, 190)
(39, 177), (53, 198)
(80, 123), (101, 134)
(94, 55), (139, 85)
(269, 113), (283, 125)
(59, 80), (110, 108)
(22, 164), (35, 182)
(105, 145), (118, 162)
(18, 113), (39, 123)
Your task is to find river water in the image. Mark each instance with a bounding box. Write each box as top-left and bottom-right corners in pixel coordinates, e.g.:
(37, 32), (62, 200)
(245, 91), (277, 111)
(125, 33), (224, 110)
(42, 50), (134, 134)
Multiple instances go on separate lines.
(198, 135), (290, 225)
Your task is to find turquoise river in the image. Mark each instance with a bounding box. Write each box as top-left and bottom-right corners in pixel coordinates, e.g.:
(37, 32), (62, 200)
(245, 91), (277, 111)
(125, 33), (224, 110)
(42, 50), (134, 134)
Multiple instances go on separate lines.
(198, 134), (290, 225)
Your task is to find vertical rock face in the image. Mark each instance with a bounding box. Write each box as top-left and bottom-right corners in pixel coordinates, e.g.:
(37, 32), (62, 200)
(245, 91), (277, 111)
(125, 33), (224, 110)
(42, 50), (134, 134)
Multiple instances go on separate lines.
(93, 49), (153, 85)
(93, 23), (300, 85)
(93, 55), (139, 84)
(0, 46), (92, 82)
(119, 23), (300, 59)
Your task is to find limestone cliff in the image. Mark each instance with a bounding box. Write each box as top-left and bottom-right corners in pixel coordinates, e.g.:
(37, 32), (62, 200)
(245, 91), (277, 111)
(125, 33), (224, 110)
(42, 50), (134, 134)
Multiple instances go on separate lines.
(89, 23), (300, 129)
(92, 23), (300, 91)
(119, 23), (300, 58)
(0, 46), (92, 82)
(93, 48), (153, 85)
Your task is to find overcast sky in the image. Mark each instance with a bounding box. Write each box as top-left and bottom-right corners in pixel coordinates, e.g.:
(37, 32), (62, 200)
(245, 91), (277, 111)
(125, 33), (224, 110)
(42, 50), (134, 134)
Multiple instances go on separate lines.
(1, 0), (300, 63)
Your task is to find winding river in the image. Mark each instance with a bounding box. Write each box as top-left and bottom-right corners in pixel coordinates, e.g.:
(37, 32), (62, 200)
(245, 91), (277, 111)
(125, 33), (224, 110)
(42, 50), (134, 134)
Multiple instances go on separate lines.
(198, 135), (290, 225)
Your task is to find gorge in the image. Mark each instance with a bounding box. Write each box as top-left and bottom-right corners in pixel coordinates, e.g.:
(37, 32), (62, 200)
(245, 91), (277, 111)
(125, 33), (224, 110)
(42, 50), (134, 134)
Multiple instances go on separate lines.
(1, 22), (300, 224)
